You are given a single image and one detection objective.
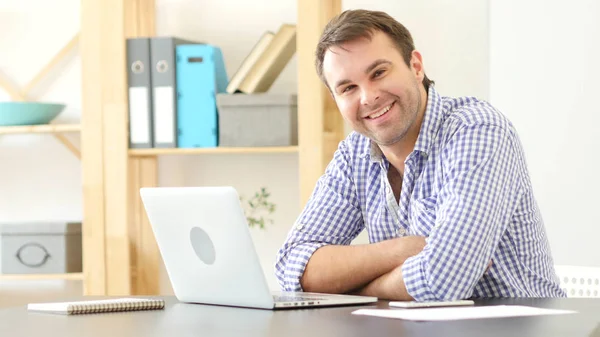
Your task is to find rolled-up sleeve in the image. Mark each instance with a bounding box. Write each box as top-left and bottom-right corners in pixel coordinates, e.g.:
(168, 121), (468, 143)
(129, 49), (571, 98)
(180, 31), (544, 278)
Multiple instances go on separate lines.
(402, 123), (523, 301)
(275, 140), (364, 291)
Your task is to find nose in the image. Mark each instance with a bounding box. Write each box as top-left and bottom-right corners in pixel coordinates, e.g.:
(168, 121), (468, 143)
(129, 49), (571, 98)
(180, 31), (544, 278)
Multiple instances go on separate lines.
(360, 85), (380, 106)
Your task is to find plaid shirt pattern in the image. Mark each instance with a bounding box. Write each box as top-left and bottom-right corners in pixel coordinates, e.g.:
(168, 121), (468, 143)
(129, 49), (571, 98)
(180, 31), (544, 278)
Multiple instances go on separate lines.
(275, 86), (565, 300)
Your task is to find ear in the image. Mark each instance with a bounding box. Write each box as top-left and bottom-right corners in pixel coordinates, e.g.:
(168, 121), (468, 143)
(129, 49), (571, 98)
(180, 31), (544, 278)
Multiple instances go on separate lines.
(410, 50), (425, 82)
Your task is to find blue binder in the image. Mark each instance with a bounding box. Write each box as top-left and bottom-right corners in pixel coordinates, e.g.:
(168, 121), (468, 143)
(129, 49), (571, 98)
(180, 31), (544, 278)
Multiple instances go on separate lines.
(176, 44), (228, 148)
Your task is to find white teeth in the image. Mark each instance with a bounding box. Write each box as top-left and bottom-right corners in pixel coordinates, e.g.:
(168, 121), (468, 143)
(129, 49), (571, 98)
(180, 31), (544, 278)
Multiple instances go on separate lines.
(368, 103), (393, 119)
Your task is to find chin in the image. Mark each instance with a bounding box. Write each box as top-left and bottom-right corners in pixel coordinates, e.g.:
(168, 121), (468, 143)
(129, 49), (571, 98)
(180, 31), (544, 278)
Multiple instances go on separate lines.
(372, 129), (410, 146)
(373, 138), (401, 147)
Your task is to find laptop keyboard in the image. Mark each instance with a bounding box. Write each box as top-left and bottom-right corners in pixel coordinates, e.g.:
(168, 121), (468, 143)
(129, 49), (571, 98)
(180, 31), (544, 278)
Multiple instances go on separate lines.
(273, 295), (326, 303)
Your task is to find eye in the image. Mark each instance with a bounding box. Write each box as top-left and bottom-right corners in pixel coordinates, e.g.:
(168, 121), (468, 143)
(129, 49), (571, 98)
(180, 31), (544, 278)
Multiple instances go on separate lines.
(342, 85), (356, 93)
(373, 69), (386, 78)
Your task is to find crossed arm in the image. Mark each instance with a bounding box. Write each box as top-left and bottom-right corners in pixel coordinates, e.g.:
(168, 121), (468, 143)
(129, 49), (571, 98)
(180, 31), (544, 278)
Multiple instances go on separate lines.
(276, 124), (518, 300)
(300, 236), (426, 300)
(301, 239), (493, 300)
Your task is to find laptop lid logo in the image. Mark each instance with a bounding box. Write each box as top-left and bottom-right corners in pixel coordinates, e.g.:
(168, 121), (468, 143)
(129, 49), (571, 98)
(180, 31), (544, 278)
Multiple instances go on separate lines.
(190, 227), (216, 265)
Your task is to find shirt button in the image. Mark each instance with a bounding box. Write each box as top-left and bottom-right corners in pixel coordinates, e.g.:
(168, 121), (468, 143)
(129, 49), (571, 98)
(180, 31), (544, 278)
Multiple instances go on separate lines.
(296, 223), (304, 230)
(397, 228), (406, 235)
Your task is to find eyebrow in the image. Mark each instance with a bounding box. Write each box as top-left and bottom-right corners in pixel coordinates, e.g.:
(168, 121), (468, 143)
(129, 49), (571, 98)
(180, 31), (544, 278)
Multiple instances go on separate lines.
(334, 59), (392, 91)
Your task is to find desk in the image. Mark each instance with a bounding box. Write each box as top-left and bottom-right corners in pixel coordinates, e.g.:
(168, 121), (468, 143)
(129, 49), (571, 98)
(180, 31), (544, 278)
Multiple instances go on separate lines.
(1, 297), (599, 337)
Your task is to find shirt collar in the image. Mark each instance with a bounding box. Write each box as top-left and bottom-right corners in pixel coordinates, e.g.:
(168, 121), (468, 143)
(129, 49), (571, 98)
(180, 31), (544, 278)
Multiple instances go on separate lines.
(413, 84), (445, 156)
(364, 85), (445, 162)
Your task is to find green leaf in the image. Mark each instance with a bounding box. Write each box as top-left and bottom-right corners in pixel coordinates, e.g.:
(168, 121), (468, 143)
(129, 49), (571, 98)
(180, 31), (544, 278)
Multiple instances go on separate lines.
(241, 187), (277, 230)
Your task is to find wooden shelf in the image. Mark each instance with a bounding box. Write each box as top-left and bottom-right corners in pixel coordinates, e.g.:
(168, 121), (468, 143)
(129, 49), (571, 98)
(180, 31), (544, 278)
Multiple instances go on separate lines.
(73, 0), (344, 296)
(0, 273), (84, 281)
(129, 146), (299, 156)
(0, 124), (81, 135)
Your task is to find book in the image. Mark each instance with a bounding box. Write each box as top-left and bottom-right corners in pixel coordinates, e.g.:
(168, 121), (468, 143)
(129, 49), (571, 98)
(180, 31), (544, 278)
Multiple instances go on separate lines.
(226, 31), (275, 94)
(27, 297), (165, 315)
(237, 24), (296, 93)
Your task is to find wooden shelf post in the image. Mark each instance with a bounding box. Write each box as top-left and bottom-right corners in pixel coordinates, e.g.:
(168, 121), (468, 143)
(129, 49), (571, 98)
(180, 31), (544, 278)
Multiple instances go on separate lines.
(81, 0), (157, 296)
(297, 0), (344, 207)
(81, 0), (108, 296)
(124, 0), (159, 296)
(81, 0), (159, 296)
(128, 156), (159, 295)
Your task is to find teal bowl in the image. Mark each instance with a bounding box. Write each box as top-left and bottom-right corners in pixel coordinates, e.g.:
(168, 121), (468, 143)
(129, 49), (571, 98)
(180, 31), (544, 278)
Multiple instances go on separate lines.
(0, 102), (66, 126)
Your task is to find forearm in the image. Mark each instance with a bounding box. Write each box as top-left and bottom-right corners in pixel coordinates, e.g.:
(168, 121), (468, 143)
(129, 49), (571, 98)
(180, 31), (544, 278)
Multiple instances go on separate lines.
(300, 236), (425, 294)
(357, 265), (413, 300)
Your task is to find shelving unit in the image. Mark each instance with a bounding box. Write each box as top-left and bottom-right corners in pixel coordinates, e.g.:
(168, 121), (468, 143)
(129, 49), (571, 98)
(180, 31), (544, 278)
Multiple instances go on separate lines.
(77, 0), (346, 296)
(0, 121), (81, 283)
(0, 120), (81, 283)
(129, 146), (298, 156)
(1, 0), (343, 296)
(0, 273), (84, 281)
(0, 124), (81, 135)
(0, 27), (83, 286)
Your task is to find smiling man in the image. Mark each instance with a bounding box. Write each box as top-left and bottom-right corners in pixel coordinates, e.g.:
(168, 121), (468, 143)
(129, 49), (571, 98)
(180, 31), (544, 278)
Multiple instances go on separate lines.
(275, 9), (565, 301)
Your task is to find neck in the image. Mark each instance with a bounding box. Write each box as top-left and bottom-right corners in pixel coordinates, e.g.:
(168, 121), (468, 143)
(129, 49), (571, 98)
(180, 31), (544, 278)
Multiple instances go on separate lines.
(379, 85), (428, 172)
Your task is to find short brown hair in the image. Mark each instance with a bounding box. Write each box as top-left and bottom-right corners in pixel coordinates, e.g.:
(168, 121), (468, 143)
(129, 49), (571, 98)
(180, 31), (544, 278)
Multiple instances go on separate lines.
(315, 9), (434, 92)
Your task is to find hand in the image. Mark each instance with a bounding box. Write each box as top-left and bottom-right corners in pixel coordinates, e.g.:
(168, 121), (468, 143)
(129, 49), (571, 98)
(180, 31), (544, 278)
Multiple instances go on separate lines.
(357, 264), (413, 301)
(486, 260), (493, 273)
(395, 235), (427, 260)
(350, 235), (426, 300)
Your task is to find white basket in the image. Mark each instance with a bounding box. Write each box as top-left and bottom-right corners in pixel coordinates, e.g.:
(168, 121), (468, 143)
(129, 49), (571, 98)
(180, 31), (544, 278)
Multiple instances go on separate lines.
(554, 265), (600, 298)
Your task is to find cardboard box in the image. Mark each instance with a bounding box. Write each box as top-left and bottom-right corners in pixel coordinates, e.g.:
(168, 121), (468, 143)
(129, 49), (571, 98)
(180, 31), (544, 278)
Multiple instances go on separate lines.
(216, 93), (297, 147)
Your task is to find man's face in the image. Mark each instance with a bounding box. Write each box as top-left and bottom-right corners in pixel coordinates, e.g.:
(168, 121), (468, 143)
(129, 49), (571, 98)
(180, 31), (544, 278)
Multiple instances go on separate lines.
(323, 31), (425, 146)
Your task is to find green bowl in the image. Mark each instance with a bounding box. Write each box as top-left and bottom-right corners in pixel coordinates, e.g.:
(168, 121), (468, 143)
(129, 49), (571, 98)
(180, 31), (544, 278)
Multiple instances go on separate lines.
(0, 102), (66, 126)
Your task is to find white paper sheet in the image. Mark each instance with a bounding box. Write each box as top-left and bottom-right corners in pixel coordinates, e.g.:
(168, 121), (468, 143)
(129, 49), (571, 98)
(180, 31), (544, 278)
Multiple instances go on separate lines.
(352, 305), (576, 321)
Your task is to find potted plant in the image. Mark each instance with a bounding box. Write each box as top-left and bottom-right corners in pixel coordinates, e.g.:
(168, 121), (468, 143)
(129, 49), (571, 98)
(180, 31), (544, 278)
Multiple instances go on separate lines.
(241, 187), (276, 230)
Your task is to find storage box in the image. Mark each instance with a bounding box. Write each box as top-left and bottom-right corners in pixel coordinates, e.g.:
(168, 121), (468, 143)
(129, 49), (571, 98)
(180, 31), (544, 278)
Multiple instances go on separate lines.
(216, 93), (298, 147)
(0, 222), (82, 274)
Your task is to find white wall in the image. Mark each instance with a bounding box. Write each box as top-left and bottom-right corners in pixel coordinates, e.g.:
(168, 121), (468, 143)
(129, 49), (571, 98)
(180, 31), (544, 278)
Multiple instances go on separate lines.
(344, 1), (490, 100)
(489, 0), (600, 267)
(1, 0), (490, 293)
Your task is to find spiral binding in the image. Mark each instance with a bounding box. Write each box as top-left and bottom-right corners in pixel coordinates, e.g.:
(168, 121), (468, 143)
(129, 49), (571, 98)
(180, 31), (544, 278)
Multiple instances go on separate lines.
(67, 298), (165, 315)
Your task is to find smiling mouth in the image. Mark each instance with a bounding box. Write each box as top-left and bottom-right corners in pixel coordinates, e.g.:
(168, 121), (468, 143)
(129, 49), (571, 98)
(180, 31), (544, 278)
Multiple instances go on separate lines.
(366, 102), (395, 119)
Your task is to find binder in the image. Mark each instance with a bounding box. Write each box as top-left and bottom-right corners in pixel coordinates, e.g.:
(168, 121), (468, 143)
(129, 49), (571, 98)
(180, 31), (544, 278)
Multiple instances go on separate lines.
(237, 24), (296, 93)
(149, 37), (197, 148)
(226, 31), (274, 94)
(126, 37), (153, 148)
(176, 44), (228, 148)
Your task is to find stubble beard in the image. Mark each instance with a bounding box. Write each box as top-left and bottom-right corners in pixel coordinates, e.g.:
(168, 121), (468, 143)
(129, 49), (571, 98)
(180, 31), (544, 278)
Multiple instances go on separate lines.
(366, 83), (422, 147)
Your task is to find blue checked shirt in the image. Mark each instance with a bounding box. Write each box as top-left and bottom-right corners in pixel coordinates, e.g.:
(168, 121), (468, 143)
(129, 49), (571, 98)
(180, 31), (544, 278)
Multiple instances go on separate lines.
(275, 86), (565, 300)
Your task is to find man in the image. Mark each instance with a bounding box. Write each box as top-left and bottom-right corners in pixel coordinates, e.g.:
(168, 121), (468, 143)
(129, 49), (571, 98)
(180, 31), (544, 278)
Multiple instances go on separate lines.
(275, 9), (565, 301)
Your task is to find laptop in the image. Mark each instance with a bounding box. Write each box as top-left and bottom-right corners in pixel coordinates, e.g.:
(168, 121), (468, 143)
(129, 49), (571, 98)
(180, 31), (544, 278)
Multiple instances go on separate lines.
(139, 186), (378, 310)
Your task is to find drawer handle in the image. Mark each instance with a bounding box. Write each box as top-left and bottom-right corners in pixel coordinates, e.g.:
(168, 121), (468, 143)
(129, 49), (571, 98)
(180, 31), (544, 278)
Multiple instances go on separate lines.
(15, 242), (51, 268)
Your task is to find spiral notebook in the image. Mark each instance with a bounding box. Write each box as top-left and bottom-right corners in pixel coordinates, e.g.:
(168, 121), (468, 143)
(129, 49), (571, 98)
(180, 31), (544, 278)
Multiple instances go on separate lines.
(27, 297), (165, 315)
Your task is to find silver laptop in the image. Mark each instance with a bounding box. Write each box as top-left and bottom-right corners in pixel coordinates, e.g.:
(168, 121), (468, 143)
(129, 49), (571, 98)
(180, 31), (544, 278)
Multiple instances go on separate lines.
(139, 186), (378, 310)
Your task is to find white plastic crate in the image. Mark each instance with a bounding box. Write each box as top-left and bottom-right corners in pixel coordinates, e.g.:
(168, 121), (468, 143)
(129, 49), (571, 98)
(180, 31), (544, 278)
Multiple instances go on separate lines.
(554, 265), (600, 298)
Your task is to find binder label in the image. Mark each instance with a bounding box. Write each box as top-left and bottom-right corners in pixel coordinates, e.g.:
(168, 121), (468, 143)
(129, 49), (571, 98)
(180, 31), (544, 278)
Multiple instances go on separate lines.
(128, 87), (151, 144)
(153, 86), (175, 144)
